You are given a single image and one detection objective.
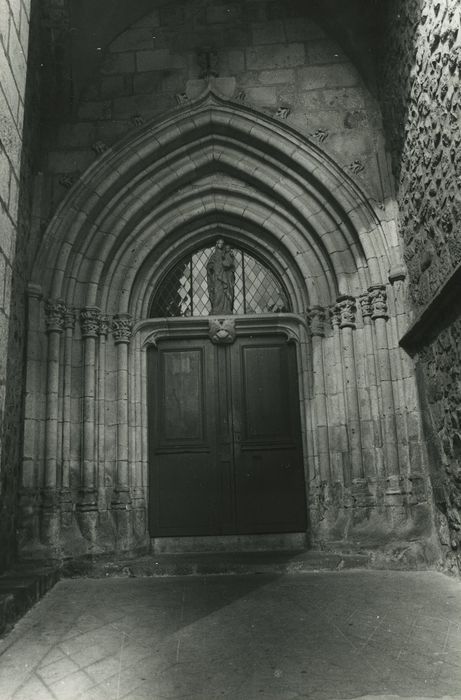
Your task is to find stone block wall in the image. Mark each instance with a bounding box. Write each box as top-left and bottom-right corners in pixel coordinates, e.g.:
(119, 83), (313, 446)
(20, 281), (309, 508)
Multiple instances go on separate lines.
(379, 0), (461, 571)
(38, 0), (389, 224)
(0, 0), (32, 571)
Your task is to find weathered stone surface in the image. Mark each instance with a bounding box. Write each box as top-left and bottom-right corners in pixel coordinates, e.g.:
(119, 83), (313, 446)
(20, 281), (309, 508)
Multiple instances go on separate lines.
(100, 52), (135, 75)
(246, 43), (305, 70)
(6, 0), (440, 568)
(137, 49), (186, 72)
(0, 0), (31, 574)
(380, 0), (461, 309)
(379, 0), (461, 572)
(252, 20), (285, 45)
(298, 64), (360, 91)
(244, 85), (277, 106)
(206, 3), (241, 24)
(78, 100), (112, 121)
(307, 40), (347, 65)
(110, 28), (153, 53)
(259, 68), (295, 84)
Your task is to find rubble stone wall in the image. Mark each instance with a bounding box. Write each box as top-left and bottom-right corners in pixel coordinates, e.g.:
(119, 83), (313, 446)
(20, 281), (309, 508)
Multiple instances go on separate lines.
(380, 0), (461, 571)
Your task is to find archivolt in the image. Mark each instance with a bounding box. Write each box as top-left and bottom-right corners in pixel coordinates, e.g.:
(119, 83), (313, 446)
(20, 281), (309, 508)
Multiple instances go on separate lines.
(36, 87), (394, 314)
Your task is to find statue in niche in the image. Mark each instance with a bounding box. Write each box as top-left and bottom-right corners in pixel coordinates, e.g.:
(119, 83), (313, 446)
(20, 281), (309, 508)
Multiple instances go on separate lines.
(207, 239), (236, 315)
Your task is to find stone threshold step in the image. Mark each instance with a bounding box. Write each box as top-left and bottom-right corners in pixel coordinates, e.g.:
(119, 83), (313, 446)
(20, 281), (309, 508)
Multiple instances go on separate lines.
(0, 566), (60, 637)
(62, 550), (370, 579)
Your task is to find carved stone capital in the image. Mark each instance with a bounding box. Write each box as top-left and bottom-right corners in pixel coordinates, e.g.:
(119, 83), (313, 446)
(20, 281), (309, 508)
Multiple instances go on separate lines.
(98, 314), (111, 337)
(308, 306), (327, 337)
(369, 285), (388, 320)
(63, 307), (76, 330)
(335, 295), (357, 329)
(80, 307), (101, 338)
(45, 299), (66, 333)
(329, 305), (341, 330)
(359, 292), (372, 320)
(112, 314), (133, 344)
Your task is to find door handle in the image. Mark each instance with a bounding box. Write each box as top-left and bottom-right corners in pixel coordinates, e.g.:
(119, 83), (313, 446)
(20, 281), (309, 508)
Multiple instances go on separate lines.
(234, 431), (241, 443)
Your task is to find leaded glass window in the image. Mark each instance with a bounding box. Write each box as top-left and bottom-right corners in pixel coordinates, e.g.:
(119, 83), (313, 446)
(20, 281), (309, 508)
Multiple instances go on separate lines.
(151, 243), (291, 317)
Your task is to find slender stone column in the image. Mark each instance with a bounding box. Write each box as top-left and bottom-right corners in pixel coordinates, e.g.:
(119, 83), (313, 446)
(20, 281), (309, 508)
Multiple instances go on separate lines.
(112, 314), (133, 513)
(61, 306), (76, 521)
(369, 285), (399, 480)
(335, 295), (364, 481)
(79, 307), (100, 512)
(329, 305), (349, 485)
(132, 337), (145, 504)
(42, 299), (65, 543)
(132, 336), (147, 542)
(97, 315), (110, 506)
(141, 347), (148, 504)
(359, 293), (384, 480)
(308, 306), (331, 485)
(20, 284), (43, 545)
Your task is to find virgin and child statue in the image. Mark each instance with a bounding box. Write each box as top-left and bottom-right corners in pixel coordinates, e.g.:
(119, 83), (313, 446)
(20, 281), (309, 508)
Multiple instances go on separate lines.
(206, 238), (236, 315)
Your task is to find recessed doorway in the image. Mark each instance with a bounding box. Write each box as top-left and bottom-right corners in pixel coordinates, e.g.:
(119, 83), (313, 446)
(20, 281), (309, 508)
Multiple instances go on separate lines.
(147, 331), (307, 537)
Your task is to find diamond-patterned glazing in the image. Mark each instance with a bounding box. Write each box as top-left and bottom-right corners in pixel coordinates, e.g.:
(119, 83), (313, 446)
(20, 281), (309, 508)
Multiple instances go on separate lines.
(151, 245), (291, 317)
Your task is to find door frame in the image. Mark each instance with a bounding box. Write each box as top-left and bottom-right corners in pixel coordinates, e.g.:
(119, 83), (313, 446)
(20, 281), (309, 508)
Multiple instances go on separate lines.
(136, 313), (312, 537)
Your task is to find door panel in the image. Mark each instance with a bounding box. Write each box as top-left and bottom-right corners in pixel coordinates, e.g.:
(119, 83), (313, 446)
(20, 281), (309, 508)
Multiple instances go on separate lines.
(231, 338), (307, 534)
(148, 333), (307, 537)
(148, 340), (221, 536)
(159, 349), (206, 447)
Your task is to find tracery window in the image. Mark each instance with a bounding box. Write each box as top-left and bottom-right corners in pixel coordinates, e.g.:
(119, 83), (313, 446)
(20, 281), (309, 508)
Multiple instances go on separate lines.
(151, 242), (291, 318)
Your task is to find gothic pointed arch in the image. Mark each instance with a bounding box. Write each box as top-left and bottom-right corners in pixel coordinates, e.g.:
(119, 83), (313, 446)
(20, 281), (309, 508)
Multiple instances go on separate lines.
(35, 86), (399, 315)
(22, 85), (434, 564)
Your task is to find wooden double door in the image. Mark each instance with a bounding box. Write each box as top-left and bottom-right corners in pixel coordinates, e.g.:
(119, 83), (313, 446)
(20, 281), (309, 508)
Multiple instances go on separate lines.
(148, 333), (307, 537)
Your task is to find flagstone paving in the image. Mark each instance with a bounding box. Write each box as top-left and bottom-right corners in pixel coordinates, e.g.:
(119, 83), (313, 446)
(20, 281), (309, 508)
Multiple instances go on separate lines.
(0, 570), (461, 699)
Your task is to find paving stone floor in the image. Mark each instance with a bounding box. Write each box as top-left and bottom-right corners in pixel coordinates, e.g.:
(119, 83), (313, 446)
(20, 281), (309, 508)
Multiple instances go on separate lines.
(0, 570), (461, 699)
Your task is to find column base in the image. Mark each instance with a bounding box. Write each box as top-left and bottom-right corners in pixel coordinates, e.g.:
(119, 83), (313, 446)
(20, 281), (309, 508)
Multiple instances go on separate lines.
(40, 489), (61, 547)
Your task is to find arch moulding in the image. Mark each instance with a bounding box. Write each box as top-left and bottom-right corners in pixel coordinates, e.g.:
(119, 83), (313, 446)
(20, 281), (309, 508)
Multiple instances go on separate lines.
(19, 88), (437, 564)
